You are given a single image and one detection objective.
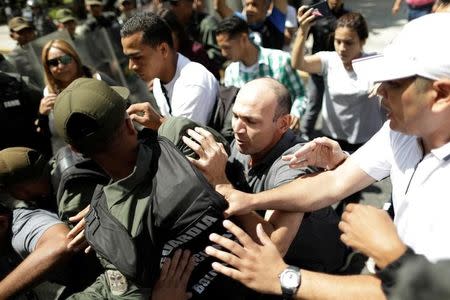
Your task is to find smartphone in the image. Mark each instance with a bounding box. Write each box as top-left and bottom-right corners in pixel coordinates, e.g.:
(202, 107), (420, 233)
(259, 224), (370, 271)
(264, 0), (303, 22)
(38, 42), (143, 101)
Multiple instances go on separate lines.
(308, 1), (332, 19)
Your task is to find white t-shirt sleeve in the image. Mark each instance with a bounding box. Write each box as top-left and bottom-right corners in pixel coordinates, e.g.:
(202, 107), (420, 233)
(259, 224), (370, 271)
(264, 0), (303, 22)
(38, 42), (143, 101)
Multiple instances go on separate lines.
(351, 121), (392, 181)
(315, 51), (333, 76)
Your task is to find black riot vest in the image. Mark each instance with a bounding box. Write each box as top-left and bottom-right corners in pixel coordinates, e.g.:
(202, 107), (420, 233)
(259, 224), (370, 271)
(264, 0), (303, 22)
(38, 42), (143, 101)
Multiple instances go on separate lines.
(84, 133), (229, 297)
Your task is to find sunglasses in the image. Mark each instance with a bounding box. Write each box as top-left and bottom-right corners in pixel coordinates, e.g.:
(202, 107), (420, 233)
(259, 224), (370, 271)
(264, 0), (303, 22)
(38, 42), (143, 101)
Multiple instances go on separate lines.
(47, 54), (73, 67)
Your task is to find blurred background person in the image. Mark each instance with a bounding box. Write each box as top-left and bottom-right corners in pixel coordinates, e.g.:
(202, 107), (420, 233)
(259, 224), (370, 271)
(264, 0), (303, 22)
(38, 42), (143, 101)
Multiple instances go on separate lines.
(78, 0), (120, 35)
(116, 0), (137, 26)
(299, 0), (349, 140)
(7, 16), (44, 87)
(8, 16), (37, 49)
(164, 0), (223, 80)
(21, 0), (56, 37)
(159, 8), (220, 79)
(283, 3), (299, 52)
(54, 8), (78, 40)
(214, 0), (288, 50)
(392, 0), (435, 20)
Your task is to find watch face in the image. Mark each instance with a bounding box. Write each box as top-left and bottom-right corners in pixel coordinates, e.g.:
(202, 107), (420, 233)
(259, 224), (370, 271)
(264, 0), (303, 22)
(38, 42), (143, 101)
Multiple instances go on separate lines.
(281, 270), (300, 289)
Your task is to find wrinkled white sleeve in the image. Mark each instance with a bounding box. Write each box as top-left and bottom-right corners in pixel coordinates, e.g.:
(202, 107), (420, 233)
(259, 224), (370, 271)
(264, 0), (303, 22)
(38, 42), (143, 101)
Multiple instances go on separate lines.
(350, 121), (392, 181)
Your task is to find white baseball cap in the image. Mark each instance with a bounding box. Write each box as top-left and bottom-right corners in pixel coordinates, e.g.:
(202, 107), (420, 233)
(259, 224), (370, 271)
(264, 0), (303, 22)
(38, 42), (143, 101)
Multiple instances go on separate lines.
(352, 13), (450, 83)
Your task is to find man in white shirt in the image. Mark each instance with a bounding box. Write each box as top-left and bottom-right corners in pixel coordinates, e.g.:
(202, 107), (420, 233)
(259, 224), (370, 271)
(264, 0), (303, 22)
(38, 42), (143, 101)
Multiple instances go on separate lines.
(204, 13), (450, 299)
(120, 12), (218, 125)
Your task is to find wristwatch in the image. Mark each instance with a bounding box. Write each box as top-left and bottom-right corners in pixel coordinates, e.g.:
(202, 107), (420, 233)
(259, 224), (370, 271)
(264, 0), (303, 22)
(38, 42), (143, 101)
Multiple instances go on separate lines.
(279, 265), (301, 299)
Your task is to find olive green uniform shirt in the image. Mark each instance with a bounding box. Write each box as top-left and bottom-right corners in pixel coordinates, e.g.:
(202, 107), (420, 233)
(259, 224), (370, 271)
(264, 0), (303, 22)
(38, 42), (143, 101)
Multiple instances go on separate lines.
(104, 143), (153, 237)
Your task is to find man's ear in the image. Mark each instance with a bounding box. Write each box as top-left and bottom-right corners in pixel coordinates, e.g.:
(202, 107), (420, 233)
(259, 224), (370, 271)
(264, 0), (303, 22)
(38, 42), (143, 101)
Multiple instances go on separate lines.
(278, 114), (291, 132)
(125, 117), (137, 134)
(159, 42), (170, 58)
(432, 79), (450, 112)
(240, 32), (248, 45)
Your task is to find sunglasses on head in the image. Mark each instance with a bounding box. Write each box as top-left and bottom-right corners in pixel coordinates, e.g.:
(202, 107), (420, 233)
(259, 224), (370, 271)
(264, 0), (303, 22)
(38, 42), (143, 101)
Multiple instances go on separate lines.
(47, 54), (73, 67)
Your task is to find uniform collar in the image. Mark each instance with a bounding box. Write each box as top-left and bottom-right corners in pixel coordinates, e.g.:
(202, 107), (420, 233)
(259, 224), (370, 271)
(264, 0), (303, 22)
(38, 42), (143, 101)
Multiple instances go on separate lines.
(105, 143), (152, 195)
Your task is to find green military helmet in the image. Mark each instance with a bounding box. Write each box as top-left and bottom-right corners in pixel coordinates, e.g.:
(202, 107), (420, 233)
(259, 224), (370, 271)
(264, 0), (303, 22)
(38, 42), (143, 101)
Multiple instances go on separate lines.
(8, 17), (33, 33)
(53, 78), (130, 155)
(55, 8), (77, 24)
(85, 0), (104, 5)
(0, 147), (47, 189)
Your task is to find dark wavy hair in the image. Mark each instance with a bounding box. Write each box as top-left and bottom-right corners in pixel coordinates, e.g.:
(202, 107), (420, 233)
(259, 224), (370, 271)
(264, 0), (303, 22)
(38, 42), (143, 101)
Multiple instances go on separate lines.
(336, 12), (369, 41)
(215, 16), (249, 39)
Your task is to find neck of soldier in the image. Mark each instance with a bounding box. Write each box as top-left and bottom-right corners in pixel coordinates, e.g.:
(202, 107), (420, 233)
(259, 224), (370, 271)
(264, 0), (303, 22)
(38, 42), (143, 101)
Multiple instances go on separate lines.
(93, 140), (139, 181)
(241, 42), (259, 67)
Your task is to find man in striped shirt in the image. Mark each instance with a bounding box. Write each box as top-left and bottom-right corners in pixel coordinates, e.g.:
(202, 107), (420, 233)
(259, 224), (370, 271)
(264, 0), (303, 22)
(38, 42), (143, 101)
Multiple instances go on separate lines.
(216, 16), (307, 128)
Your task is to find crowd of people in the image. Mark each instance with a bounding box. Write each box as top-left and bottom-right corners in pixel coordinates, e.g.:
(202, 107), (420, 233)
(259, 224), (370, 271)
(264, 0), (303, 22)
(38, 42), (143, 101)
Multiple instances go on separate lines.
(1, 0), (450, 299)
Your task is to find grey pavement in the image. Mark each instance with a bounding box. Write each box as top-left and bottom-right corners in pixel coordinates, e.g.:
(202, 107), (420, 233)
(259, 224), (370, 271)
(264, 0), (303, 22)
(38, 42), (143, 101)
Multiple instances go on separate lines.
(346, 0), (408, 53)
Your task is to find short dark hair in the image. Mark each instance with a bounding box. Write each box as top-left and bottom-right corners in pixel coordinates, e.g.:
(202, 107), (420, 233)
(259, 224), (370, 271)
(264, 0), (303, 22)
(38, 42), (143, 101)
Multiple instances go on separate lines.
(120, 12), (173, 48)
(256, 78), (291, 120)
(273, 83), (291, 120)
(215, 16), (249, 39)
(336, 12), (369, 42)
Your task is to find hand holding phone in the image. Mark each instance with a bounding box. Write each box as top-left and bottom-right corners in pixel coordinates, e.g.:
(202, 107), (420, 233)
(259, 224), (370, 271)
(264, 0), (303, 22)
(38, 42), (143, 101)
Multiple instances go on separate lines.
(297, 1), (332, 33)
(308, 1), (332, 19)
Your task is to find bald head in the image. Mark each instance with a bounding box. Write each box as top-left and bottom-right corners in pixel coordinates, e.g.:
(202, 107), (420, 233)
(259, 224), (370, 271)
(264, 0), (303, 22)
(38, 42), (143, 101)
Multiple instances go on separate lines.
(237, 78), (291, 121)
(232, 78), (292, 161)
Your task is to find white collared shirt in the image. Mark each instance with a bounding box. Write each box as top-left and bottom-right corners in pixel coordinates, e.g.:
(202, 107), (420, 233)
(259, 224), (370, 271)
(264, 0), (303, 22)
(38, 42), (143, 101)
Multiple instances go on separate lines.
(352, 121), (450, 262)
(153, 53), (218, 125)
